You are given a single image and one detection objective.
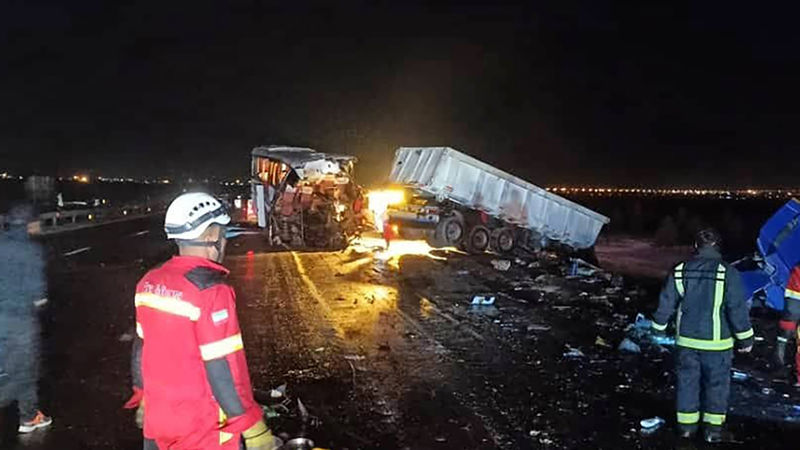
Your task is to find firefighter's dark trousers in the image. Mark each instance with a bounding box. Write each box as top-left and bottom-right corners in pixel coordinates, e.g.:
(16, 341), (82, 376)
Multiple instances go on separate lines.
(676, 347), (732, 431)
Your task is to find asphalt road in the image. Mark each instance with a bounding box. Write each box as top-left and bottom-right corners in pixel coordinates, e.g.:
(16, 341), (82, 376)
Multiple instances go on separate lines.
(3, 218), (800, 449)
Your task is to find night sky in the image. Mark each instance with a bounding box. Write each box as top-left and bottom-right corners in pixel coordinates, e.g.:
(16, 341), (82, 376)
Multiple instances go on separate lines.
(1, 2), (798, 187)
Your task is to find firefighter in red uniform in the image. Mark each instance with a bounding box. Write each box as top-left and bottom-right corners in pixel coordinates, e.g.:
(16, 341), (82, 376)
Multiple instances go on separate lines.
(775, 265), (800, 385)
(124, 193), (280, 450)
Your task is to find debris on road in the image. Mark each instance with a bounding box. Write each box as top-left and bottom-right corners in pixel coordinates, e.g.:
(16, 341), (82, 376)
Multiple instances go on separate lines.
(563, 345), (585, 359)
(639, 416), (665, 435)
(491, 259), (511, 271)
(471, 295), (496, 306)
(595, 336), (612, 348)
(618, 338), (641, 353)
(732, 370), (749, 382)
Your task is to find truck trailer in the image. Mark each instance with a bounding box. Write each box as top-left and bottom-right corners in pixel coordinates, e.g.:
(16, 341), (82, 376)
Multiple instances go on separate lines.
(383, 147), (610, 253)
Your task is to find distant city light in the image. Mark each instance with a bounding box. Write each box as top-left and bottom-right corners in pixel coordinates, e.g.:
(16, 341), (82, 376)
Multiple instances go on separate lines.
(545, 186), (798, 199)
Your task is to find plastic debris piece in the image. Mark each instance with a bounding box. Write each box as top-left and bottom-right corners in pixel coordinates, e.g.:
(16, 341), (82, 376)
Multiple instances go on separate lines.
(527, 324), (552, 332)
(563, 345), (585, 359)
(270, 384), (287, 399)
(471, 295), (496, 305)
(731, 370), (749, 381)
(491, 260), (511, 271)
(640, 416), (665, 429)
(595, 336), (612, 348)
(754, 336), (765, 342)
(633, 313), (652, 330)
(618, 338), (641, 353)
(640, 416), (665, 435)
(344, 355), (366, 361)
(314, 347), (326, 353)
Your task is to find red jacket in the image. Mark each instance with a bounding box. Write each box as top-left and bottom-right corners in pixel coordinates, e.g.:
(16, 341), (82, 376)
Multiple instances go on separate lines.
(132, 256), (262, 448)
(787, 266), (800, 303)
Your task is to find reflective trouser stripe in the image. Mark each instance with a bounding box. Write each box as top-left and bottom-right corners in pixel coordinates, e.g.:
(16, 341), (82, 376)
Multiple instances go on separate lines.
(652, 321), (668, 331)
(703, 412), (726, 425)
(786, 288), (800, 300)
(200, 333), (244, 361)
(677, 411), (700, 424)
(674, 263), (685, 297)
(735, 328), (754, 340)
(677, 336), (734, 351)
(136, 322), (144, 339)
(713, 264), (727, 341)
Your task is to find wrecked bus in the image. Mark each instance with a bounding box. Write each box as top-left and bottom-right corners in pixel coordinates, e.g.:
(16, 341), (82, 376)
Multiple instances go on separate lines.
(250, 145), (364, 249)
(378, 146), (610, 254)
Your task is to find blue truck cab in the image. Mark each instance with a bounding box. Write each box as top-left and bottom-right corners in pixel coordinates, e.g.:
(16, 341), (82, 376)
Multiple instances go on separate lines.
(736, 199), (800, 311)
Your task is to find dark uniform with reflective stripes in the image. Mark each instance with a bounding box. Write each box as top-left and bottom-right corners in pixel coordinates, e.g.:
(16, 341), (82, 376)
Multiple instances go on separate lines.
(652, 247), (754, 433)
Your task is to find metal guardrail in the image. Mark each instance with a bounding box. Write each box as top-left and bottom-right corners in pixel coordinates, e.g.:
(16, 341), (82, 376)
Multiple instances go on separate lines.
(29, 202), (167, 236)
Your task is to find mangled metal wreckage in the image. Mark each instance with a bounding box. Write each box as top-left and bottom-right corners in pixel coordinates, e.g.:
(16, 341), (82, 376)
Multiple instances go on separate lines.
(250, 146), (364, 249)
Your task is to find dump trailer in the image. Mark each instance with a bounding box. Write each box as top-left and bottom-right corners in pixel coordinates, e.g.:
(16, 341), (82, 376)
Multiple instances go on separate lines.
(734, 199), (800, 311)
(383, 146), (610, 253)
(250, 145), (364, 249)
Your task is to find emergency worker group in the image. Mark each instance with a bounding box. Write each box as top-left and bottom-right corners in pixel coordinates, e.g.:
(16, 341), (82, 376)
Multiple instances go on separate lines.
(6, 189), (800, 448)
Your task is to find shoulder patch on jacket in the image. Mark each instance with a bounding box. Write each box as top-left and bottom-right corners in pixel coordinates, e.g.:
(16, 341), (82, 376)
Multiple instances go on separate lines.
(184, 267), (228, 290)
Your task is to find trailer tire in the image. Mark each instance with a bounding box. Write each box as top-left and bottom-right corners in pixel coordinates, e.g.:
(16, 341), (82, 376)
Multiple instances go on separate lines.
(435, 213), (465, 246)
(425, 231), (447, 248)
(465, 226), (490, 254)
(490, 228), (516, 254)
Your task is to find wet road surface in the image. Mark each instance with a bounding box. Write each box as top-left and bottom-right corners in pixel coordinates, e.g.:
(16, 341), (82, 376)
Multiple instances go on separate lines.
(2, 218), (800, 449)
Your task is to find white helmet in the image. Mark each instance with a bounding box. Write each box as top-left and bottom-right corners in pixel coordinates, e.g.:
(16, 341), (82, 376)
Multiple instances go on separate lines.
(164, 192), (230, 240)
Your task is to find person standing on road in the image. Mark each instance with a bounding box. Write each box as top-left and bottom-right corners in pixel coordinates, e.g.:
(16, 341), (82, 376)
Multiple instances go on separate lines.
(0, 204), (53, 433)
(774, 263), (800, 384)
(651, 229), (754, 444)
(124, 193), (280, 450)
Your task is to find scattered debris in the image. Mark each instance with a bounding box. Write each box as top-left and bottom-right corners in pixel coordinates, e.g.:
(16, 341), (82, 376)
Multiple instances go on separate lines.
(527, 324), (552, 332)
(568, 258), (603, 277)
(640, 416), (665, 435)
(564, 345), (585, 359)
(491, 259), (511, 271)
(314, 347), (326, 353)
(471, 295), (496, 306)
(344, 355), (366, 361)
(270, 384), (287, 399)
(618, 338), (641, 353)
(595, 336), (612, 348)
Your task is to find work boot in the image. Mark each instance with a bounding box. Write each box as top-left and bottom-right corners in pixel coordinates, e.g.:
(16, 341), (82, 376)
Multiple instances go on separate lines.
(18, 410), (53, 433)
(676, 424), (697, 439)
